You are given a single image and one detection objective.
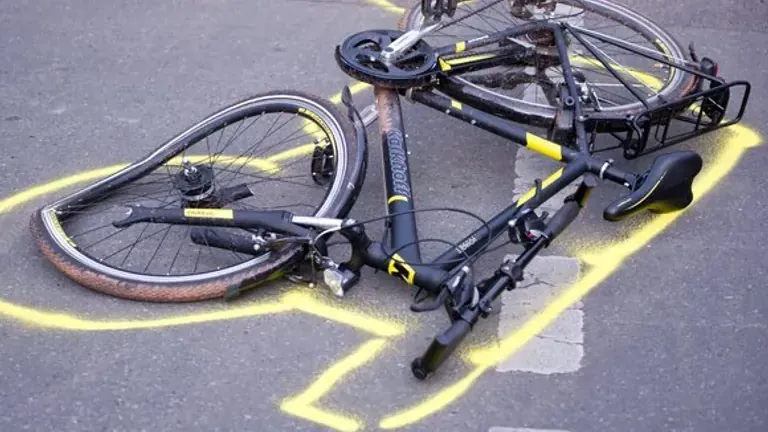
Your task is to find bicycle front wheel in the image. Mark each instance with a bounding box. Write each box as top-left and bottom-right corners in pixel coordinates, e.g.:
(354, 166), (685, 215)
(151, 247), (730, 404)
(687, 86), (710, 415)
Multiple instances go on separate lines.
(30, 90), (361, 302)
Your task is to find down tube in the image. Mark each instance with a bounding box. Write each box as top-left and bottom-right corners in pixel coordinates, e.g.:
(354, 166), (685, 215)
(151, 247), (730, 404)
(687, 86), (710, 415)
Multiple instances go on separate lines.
(431, 162), (585, 270)
(375, 88), (421, 263)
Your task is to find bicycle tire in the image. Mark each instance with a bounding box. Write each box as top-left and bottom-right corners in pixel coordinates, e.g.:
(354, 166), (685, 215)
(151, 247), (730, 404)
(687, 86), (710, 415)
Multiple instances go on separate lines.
(30, 90), (362, 302)
(399, 0), (698, 120)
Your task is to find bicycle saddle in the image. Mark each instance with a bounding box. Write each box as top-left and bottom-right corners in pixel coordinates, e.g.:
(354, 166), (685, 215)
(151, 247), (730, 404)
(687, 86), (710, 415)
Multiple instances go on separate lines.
(604, 151), (703, 222)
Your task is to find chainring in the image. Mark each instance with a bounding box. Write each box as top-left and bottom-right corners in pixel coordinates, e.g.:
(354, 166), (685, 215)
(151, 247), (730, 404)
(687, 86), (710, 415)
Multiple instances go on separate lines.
(334, 29), (438, 89)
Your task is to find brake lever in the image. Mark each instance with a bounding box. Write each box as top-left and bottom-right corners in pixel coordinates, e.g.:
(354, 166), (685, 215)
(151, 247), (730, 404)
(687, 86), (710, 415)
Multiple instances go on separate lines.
(410, 288), (449, 312)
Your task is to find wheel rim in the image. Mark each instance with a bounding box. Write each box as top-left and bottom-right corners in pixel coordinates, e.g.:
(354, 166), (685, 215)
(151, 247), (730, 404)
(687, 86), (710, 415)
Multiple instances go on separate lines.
(42, 95), (348, 283)
(406, 0), (688, 113)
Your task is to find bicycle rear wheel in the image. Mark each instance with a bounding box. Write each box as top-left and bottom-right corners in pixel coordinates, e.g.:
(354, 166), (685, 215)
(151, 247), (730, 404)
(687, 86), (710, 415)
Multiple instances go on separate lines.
(30, 90), (361, 302)
(400, 0), (697, 121)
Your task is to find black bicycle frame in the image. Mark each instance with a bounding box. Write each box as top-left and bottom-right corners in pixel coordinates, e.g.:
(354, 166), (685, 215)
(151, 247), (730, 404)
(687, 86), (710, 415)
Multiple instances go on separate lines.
(111, 21), (744, 299)
(337, 23), (641, 292)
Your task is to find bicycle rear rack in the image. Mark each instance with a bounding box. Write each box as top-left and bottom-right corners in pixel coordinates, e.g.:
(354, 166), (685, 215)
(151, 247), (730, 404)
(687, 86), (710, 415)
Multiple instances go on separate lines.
(618, 80), (750, 159)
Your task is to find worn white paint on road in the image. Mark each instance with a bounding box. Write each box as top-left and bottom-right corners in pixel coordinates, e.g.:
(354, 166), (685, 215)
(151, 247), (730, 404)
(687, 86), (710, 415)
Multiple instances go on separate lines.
(497, 255), (582, 373)
(494, 114), (583, 374)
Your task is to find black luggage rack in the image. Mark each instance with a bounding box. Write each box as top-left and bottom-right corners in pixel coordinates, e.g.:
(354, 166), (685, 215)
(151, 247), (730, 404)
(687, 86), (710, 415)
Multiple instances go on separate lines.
(588, 78), (750, 159)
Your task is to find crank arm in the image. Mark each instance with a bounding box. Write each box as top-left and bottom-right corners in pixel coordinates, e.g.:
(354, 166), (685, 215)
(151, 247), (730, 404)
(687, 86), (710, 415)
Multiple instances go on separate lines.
(381, 22), (441, 63)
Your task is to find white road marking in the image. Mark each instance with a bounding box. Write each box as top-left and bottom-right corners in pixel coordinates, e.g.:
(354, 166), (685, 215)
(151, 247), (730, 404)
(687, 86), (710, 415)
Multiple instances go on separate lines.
(494, 97), (583, 373)
(513, 145), (578, 216)
(497, 255), (582, 374)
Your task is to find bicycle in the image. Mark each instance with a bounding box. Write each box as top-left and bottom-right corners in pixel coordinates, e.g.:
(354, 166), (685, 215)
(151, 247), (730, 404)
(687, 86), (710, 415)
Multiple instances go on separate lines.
(30, 0), (750, 379)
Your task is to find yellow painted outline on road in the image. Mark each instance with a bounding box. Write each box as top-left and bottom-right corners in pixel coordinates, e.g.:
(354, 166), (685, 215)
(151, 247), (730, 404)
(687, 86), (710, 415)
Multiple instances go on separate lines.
(361, 3), (758, 427)
(282, 338), (388, 432)
(0, 82), (397, 432)
(0, 290), (405, 335)
(0, 156), (280, 216)
(378, 123), (763, 429)
(0, 1), (760, 422)
(365, 0), (405, 14)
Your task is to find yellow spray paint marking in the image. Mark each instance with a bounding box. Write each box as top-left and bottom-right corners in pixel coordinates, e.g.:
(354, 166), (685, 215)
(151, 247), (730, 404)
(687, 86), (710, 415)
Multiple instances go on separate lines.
(378, 123), (763, 429)
(282, 339), (388, 432)
(0, 289), (403, 335)
(364, 0), (405, 14)
(0, 157), (280, 216)
(166, 155), (280, 174)
(283, 291), (404, 337)
(328, 82), (371, 105)
(0, 81), (400, 432)
(0, 164), (129, 214)
(379, 366), (488, 430)
(266, 143), (318, 163)
(0, 82), (373, 216)
(0, 298), (292, 331)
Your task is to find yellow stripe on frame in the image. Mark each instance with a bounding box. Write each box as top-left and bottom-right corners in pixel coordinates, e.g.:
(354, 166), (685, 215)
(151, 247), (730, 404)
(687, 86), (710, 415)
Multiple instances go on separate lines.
(455, 41), (466, 53)
(525, 133), (563, 161)
(445, 53), (496, 66)
(387, 195), (409, 204)
(450, 100), (463, 110)
(438, 58), (452, 71)
(516, 167), (564, 207)
(387, 253), (416, 285)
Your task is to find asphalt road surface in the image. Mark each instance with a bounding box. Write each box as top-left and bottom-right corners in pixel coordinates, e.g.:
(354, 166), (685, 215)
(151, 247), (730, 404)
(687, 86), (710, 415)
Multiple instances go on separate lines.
(1, 1), (766, 431)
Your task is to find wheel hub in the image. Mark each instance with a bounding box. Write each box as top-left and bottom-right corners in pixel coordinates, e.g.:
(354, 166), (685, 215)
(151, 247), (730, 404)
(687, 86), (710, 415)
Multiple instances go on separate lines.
(173, 162), (216, 203)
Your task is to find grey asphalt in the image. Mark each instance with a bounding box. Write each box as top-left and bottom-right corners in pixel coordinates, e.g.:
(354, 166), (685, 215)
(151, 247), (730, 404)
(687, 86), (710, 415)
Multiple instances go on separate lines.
(1, 1), (767, 431)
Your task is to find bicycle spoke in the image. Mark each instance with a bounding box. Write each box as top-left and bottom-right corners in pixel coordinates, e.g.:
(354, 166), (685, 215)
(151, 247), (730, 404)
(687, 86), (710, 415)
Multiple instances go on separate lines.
(121, 222), (151, 267)
(67, 222), (118, 239)
(100, 225), (172, 263)
(167, 226), (191, 275)
(217, 113), (297, 185)
(215, 112), (290, 176)
(212, 114), (264, 165)
(143, 224), (174, 272)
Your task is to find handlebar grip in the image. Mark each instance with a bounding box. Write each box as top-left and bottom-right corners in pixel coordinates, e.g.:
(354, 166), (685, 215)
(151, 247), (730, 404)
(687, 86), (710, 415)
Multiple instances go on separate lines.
(544, 200), (581, 242)
(412, 319), (472, 380)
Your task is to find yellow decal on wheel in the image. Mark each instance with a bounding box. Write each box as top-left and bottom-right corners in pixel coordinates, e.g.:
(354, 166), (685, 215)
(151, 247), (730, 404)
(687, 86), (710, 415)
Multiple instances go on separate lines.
(49, 210), (76, 247)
